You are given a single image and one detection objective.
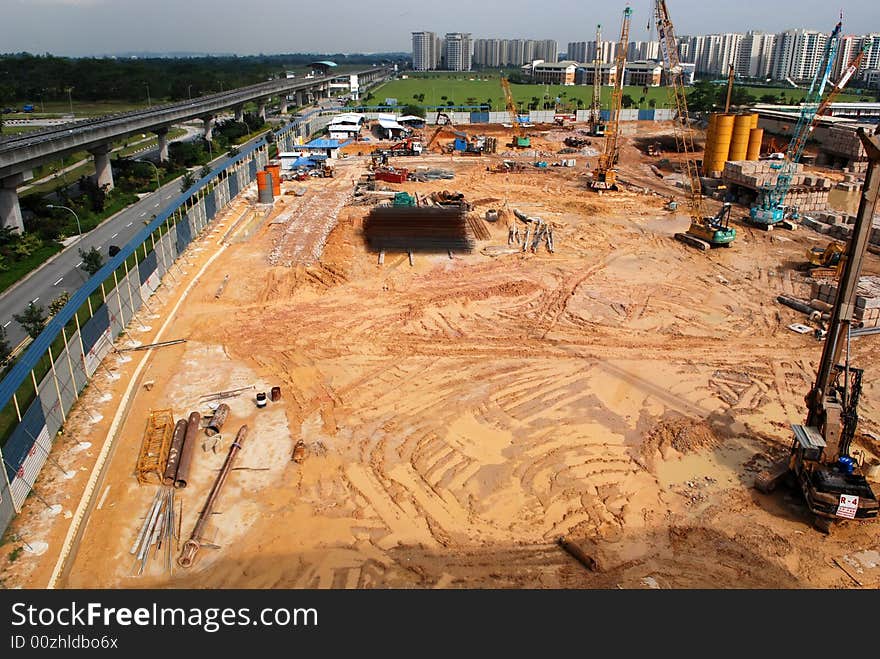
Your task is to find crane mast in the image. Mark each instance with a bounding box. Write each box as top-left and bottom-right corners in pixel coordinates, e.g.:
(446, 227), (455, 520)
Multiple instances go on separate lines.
(750, 20), (842, 227)
(590, 6), (632, 190)
(501, 76), (530, 148)
(589, 24), (605, 135)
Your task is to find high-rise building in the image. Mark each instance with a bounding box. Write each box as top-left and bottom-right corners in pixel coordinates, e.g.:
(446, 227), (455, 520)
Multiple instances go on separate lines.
(860, 34), (880, 76)
(770, 29), (828, 82)
(411, 31), (441, 71)
(627, 41), (660, 62)
(534, 39), (559, 63)
(567, 41), (616, 65)
(736, 31), (776, 78)
(443, 33), (473, 71)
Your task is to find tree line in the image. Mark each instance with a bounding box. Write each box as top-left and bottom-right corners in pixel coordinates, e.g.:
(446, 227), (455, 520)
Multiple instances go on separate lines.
(0, 52), (408, 104)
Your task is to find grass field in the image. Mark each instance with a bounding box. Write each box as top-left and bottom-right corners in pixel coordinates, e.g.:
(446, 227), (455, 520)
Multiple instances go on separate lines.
(6, 100), (150, 118)
(365, 75), (871, 112)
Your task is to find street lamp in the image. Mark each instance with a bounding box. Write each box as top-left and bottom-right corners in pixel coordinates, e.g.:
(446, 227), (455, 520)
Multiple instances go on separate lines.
(65, 87), (73, 115)
(46, 204), (82, 240)
(187, 85), (193, 101)
(135, 158), (160, 192)
(145, 83), (151, 108)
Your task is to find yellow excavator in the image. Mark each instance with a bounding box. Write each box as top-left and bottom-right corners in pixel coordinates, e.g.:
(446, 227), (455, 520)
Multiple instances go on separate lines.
(589, 6), (632, 191)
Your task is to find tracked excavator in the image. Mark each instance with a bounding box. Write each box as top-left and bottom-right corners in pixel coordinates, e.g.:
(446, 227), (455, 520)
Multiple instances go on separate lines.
(755, 128), (880, 533)
(654, 0), (736, 249)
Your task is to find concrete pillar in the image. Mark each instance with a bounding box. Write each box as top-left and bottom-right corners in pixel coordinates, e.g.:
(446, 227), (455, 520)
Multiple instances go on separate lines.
(154, 127), (169, 163)
(0, 174), (25, 233)
(203, 115), (215, 141)
(234, 105), (244, 123)
(258, 101), (267, 122)
(279, 98), (288, 115)
(295, 91), (305, 107)
(89, 143), (114, 192)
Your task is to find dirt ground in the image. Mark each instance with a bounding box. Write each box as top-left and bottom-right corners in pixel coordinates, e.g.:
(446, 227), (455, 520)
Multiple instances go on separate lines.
(3, 121), (880, 590)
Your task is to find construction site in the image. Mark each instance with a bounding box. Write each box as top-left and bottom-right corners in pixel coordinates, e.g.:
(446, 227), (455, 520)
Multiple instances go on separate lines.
(2, 2), (880, 590)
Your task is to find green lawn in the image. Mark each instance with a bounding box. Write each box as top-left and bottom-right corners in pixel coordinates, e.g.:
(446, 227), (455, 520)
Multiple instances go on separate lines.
(367, 75), (674, 111)
(0, 124), (43, 135)
(365, 75), (873, 113)
(0, 242), (63, 294)
(6, 100), (149, 118)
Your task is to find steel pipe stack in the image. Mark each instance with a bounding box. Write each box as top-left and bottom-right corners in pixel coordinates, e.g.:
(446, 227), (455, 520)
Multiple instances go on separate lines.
(174, 412), (201, 488)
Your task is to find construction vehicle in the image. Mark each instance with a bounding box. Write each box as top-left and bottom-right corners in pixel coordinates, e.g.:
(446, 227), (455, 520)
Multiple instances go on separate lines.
(654, 0), (736, 249)
(590, 6), (632, 191)
(755, 128), (880, 532)
(386, 138), (423, 156)
(807, 241), (846, 270)
(588, 24), (607, 137)
(426, 112), (453, 149)
(646, 142), (662, 157)
(501, 77), (530, 149)
(392, 192), (417, 207)
(749, 20), (843, 229)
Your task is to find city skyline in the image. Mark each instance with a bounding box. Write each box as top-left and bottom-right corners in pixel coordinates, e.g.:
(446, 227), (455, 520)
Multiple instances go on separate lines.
(2, 0), (878, 56)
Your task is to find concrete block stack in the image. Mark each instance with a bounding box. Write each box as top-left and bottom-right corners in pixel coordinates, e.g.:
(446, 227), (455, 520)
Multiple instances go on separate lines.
(834, 173), (865, 193)
(811, 276), (880, 328)
(801, 212), (880, 245)
(722, 160), (831, 213)
(823, 126), (867, 160)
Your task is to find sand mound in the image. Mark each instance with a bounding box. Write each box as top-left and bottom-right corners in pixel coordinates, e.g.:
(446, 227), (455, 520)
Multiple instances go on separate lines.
(638, 416), (721, 471)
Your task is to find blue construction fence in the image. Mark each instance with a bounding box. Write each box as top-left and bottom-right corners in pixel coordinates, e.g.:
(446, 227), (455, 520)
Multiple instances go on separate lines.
(0, 138), (270, 537)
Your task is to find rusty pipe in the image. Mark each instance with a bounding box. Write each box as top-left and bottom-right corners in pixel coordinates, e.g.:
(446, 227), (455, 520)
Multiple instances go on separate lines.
(178, 425), (248, 568)
(163, 419), (188, 485)
(557, 536), (599, 572)
(204, 403), (230, 437)
(174, 412), (201, 489)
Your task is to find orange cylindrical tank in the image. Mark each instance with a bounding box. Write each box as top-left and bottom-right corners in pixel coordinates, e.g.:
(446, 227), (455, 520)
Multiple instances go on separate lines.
(708, 113), (735, 175)
(256, 170), (269, 192)
(750, 113), (758, 129)
(702, 113), (719, 176)
(727, 113), (752, 162)
(265, 164), (282, 195)
(746, 127), (764, 161)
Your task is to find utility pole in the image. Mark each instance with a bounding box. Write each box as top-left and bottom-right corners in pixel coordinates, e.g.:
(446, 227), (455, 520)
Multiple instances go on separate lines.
(66, 87), (73, 115)
(145, 83), (152, 108)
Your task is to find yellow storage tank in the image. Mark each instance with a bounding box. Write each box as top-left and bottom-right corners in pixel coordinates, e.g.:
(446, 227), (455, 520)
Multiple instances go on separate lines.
(749, 113), (758, 129)
(702, 113), (719, 176)
(708, 113), (735, 175)
(746, 127), (764, 161)
(727, 113), (753, 162)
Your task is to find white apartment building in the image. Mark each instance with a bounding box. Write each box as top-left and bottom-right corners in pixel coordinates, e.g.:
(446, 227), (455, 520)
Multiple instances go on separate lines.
(443, 33), (473, 71)
(736, 32), (776, 78)
(411, 31), (441, 71)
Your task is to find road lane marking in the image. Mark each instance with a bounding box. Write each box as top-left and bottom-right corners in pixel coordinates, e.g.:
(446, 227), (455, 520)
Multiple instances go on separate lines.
(31, 297), (39, 304)
(76, 261), (83, 267)
(53, 277), (64, 286)
(2, 321), (10, 328)
(111, 232), (119, 239)
(126, 222), (133, 227)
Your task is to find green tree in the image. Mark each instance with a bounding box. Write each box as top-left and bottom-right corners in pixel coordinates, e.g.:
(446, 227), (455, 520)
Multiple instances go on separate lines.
(14, 302), (47, 340)
(78, 245), (104, 275)
(180, 170), (196, 192)
(0, 325), (11, 366)
(49, 291), (70, 316)
(621, 94), (636, 109)
(649, 98), (657, 109)
(759, 93), (779, 104)
(400, 104), (426, 118)
(199, 164), (212, 179)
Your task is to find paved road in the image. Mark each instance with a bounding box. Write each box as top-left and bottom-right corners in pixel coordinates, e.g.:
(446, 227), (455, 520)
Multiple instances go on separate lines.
(0, 133), (259, 348)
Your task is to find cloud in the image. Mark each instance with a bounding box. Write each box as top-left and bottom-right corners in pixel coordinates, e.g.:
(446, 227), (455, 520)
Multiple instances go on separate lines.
(23, 0), (106, 6)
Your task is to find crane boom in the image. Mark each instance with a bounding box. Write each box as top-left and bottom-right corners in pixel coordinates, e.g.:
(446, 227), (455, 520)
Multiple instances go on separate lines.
(590, 6), (632, 190)
(501, 76), (530, 148)
(749, 20), (842, 227)
(724, 64), (735, 114)
(590, 24), (604, 134)
(654, 0), (736, 249)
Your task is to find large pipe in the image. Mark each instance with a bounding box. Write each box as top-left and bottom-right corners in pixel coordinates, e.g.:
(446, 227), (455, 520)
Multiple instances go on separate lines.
(205, 403), (230, 437)
(174, 412), (201, 489)
(163, 419), (188, 486)
(178, 425), (249, 568)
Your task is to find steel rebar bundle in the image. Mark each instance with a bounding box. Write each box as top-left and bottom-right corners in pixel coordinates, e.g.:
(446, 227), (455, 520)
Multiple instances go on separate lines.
(178, 425), (249, 568)
(362, 206), (474, 253)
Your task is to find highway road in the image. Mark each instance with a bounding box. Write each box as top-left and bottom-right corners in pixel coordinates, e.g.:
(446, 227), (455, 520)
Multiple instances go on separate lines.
(0, 134), (261, 348)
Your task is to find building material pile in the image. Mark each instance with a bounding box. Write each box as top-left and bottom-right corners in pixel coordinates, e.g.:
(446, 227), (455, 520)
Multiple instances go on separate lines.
(723, 160), (831, 213)
(833, 173), (865, 193)
(409, 168), (455, 182)
(801, 211), (880, 247)
(811, 276), (880, 328)
(362, 205), (474, 253)
(135, 409), (175, 485)
(823, 126), (868, 160)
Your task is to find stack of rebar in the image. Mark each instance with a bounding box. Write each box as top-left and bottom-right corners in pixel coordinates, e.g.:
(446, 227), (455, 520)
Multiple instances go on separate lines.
(130, 487), (178, 576)
(363, 205), (474, 253)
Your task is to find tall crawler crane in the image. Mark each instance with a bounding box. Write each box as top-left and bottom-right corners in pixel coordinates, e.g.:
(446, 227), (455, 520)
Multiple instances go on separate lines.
(589, 6), (632, 191)
(589, 24), (606, 137)
(501, 76), (530, 148)
(749, 20), (842, 228)
(654, 0), (736, 249)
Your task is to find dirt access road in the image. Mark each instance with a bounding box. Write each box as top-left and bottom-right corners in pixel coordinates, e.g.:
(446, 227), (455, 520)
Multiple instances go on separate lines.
(3, 124), (879, 589)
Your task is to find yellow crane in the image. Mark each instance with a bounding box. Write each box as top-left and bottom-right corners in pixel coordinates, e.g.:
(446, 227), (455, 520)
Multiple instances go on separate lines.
(501, 76), (530, 148)
(654, 0), (736, 249)
(590, 6), (632, 191)
(589, 24), (606, 137)
(724, 64), (735, 113)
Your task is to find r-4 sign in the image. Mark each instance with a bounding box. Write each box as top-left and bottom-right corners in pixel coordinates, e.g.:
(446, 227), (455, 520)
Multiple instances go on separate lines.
(836, 494), (859, 519)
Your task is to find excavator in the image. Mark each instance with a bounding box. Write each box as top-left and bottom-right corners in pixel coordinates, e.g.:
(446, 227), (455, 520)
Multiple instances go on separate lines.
(654, 0), (736, 249)
(588, 24), (606, 137)
(425, 111), (453, 150)
(589, 6), (632, 191)
(755, 127), (880, 533)
(501, 76), (530, 148)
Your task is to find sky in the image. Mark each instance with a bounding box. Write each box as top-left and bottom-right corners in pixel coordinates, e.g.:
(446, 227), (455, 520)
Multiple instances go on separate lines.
(2, 0), (878, 57)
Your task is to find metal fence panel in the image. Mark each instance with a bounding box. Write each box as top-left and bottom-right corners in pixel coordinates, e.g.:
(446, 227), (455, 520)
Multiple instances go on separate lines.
(37, 370), (63, 438)
(176, 214), (194, 251)
(0, 469), (15, 538)
(80, 303), (110, 355)
(205, 191), (217, 222)
(3, 397), (46, 488)
(53, 344), (78, 413)
(229, 172), (240, 199)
